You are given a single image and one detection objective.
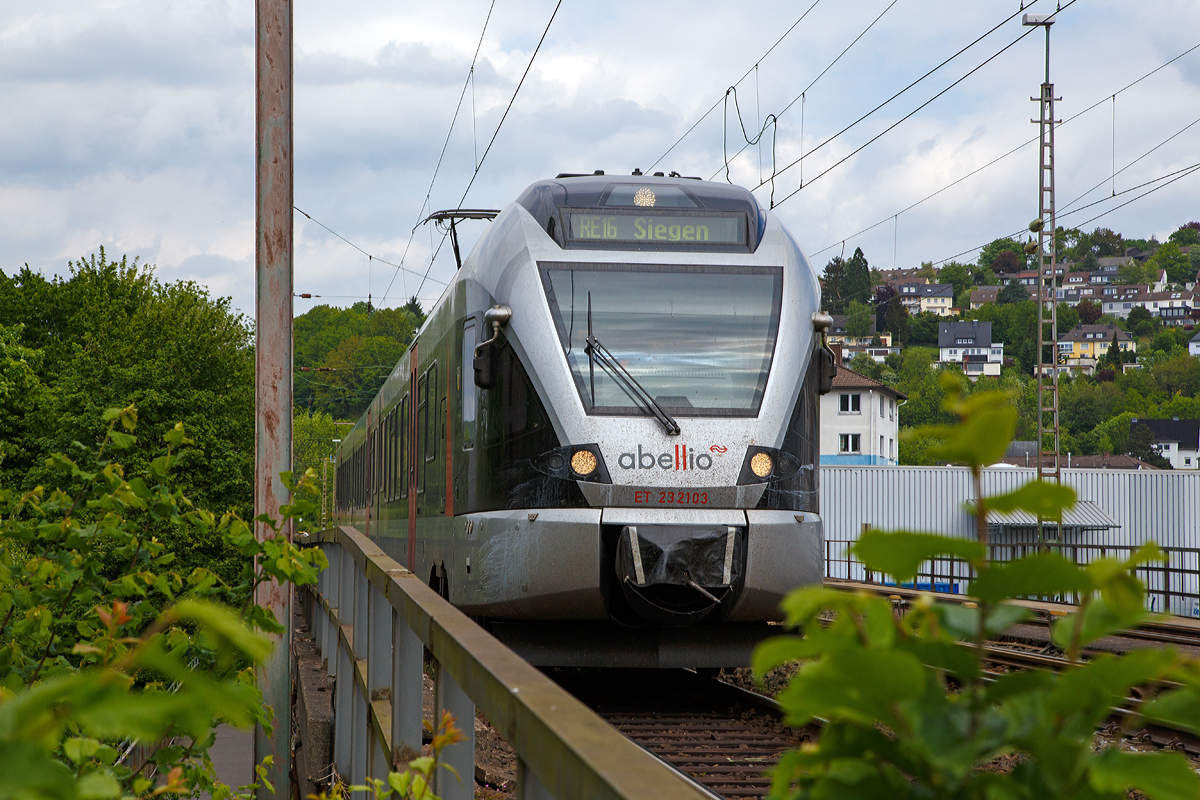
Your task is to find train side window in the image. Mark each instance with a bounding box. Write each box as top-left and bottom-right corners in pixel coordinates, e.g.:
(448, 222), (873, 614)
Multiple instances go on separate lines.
(461, 321), (477, 449)
(417, 373), (428, 493)
(399, 394), (409, 498)
(425, 362), (439, 464)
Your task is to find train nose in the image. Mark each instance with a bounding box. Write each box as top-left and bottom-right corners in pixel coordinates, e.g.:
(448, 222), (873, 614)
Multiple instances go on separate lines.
(615, 524), (745, 625)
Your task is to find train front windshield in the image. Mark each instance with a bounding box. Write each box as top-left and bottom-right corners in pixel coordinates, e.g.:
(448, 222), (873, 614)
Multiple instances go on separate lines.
(540, 263), (782, 417)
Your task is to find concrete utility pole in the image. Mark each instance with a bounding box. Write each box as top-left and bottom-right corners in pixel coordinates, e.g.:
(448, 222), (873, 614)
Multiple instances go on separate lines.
(254, 0), (293, 795)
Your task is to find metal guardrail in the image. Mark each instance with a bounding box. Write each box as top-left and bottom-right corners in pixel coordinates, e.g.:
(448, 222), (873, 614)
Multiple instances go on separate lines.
(825, 539), (1200, 618)
(300, 526), (708, 800)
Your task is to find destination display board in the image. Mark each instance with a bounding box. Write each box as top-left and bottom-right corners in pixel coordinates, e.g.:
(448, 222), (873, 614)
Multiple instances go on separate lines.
(567, 212), (745, 245)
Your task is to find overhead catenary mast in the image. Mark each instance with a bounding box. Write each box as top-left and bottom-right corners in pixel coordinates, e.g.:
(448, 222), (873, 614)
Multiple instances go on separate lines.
(1023, 10), (1062, 538)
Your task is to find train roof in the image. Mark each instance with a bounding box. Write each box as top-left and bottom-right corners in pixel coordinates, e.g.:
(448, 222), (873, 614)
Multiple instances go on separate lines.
(515, 173), (768, 246)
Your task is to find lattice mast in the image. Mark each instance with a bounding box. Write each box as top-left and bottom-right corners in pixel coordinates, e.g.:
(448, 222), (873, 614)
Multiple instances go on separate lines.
(1023, 12), (1061, 488)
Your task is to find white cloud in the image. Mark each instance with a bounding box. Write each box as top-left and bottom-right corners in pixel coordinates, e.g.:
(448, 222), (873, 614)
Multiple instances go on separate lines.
(2, 0), (1199, 313)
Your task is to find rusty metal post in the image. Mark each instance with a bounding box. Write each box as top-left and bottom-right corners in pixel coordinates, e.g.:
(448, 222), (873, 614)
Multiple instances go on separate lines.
(254, 0), (293, 796)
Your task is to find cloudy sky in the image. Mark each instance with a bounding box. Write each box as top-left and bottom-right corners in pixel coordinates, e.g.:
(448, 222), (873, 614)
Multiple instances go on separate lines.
(3, 0), (1199, 316)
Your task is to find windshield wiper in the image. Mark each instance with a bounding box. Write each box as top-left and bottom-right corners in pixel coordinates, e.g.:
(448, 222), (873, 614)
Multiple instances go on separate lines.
(585, 292), (681, 436)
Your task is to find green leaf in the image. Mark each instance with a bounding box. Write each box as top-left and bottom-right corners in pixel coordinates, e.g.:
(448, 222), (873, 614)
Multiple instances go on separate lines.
(752, 635), (811, 679)
(969, 553), (1091, 605)
(107, 431), (136, 450)
(63, 736), (102, 764)
(983, 669), (1053, 704)
(778, 586), (857, 627)
(76, 770), (121, 800)
(1141, 688), (1200, 736)
(852, 530), (985, 582)
(1090, 750), (1200, 799)
(927, 390), (1016, 468)
(170, 599), (273, 663)
(985, 481), (1076, 522)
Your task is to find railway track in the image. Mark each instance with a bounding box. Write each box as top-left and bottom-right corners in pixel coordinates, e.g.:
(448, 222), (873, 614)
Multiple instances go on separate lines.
(548, 668), (815, 799)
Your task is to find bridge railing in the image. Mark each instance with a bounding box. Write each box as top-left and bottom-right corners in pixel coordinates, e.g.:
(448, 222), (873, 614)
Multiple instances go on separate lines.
(299, 526), (708, 800)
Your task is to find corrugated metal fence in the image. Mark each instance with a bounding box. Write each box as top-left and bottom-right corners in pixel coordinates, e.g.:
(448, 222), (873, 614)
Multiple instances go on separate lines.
(820, 466), (1200, 616)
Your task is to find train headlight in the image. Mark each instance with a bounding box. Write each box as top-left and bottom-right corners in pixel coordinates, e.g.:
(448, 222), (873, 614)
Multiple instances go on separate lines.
(750, 452), (773, 478)
(532, 444), (611, 483)
(571, 449), (598, 476)
(738, 446), (803, 484)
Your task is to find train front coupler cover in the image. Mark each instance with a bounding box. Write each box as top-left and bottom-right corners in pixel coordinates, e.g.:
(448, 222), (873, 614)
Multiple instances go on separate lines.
(615, 523), (746, 624)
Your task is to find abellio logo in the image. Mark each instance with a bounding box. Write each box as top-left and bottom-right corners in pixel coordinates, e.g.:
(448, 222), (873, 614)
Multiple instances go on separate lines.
(617, 444), (719, 471)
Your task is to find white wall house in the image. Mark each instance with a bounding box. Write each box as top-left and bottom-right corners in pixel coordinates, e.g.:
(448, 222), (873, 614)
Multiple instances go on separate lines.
(938, 320), (1003, 379)
(1190, 330), (1200, 357)
(820, 369), (906, 466)
(1132, 418), (1200, 471)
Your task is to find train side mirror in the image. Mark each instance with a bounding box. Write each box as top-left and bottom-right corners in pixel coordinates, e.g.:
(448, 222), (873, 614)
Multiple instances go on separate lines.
(811, 310), (837, 395)
(473, 305), (512, 389)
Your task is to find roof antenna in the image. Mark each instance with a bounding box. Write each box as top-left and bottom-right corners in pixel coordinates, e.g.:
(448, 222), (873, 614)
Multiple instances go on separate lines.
(631, 168), (643, 176)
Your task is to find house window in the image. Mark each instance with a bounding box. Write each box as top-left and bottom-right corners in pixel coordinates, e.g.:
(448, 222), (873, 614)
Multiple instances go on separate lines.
(890, 438), (895, 459)
(840, 393), (861, 413)
(1185, 457), (1192, 466)
(879, 396), (885, 417)
(880, 435), (885, 455)
(839, 433), (861, 453)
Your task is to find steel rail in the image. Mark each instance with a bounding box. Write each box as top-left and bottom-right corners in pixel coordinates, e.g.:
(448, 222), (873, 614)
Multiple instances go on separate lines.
(302, 526), (709, 800)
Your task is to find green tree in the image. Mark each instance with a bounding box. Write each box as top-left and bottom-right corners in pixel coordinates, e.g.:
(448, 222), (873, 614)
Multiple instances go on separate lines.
(1147, 242), (1191, 285)
(1166, 221), (1200, 247)
(294, 409), (342, 532)
(977, 238), (1026, 273)
(845, 299), (872, 338)
(310, 334), (409, 419)
(844, 248), (872, 309)
(907, 312), (940, 346)
(1126, 305), (1153, 330)
(0, 251), (255, 584)
(938, 261), (971, 299)
(1056, 302), (1079, 334)
(1117, 259), (1154, 285)
(874, 284), (899, 334)
(1127, 422), (1172, 468)
(1077, 299), (1102, 324)
(848, 351), (884, 380)
(997, 280), (1029, 305)
(822, 257), (848, 313)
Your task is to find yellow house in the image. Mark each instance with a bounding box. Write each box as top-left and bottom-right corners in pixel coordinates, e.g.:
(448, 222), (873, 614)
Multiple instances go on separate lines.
(1057, 323), (1136, 364)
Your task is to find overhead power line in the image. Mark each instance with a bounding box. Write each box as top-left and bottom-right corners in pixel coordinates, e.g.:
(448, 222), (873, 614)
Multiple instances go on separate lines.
(294, 207), (448, 286)
(804, 36), (1200, 261)
(648, 0), (823, 172)
(378, 0), (499, 304)
(413, 0), (565, 299)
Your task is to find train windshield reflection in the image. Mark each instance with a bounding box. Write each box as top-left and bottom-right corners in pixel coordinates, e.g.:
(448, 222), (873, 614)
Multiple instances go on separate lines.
(540, 264), (782, 416)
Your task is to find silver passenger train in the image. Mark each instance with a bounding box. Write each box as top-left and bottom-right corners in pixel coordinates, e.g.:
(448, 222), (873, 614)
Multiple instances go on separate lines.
(334, 172), (834, 667)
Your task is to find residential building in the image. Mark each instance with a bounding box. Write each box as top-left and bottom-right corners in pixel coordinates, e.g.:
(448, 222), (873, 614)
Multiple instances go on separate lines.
(896, 282), (955, 316)
(937, 320), (1004, 378)
(969, 286), (999, 308)
(1056, 323), (1136, 374)
(1131, 418), (1200, 471)
(1137, 289), (1196, 326)
(996, 442), (1159, 470)
(820, 369), (906, 466)
(1190, 330), (1200, 357)
(1100, 285), (1148, 318)
(827, 315), (893, 347)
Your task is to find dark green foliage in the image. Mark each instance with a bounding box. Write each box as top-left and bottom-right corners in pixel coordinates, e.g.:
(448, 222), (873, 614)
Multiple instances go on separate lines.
(845, 300), (872, 338)
(907, 312), (940, 346)
(937, 262), (971, 298)
(821, 256), (848, 313)
(1056, 302), (1080, 334)
(1126, 305), (1153, 329)
(978, 238), (1026, 273)
(843, 248), (871, 310)
(997, 280), (1030, 305)
(0, 251), (255, 586)
(1127, 422), (1172, 468)
(1148, 242), (1192, 285)
(0, 411), (328, 798)
(294, 302), (422, 418)
(1166, 222), (1200, 247)
(758, 379), (1200, 799)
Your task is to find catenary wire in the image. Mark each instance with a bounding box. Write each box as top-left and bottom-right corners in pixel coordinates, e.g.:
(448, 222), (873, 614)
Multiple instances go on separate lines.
(714, 0), (903, 181)
(770, 23), (1042, 205)
(804, 37), (1200, 260)
(413, 0), (564, 300)
(378, 0), (499, 305)
(735, 2), (1042, 191)
(647, 0), (822, 172)
(293, 207), (448, 286)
